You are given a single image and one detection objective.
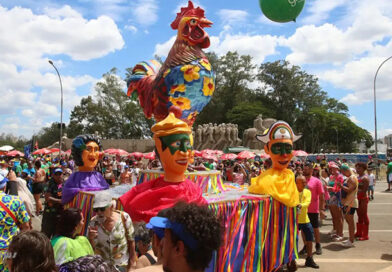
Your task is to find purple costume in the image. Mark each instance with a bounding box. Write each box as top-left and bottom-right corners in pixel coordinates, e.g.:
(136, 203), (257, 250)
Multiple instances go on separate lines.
(61, 171), (109, 204)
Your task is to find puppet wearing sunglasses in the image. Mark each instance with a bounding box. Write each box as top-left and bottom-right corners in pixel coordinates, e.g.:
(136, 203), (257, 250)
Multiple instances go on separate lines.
(120, 113), (206, 223)
(248, 121), (301, 207)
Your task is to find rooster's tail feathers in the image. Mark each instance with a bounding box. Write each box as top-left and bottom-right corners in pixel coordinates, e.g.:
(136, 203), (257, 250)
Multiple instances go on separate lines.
(126, 60), (162, 97)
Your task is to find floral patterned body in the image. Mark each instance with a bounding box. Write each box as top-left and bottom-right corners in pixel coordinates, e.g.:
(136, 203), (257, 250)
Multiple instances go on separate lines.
(162, 58), (215, 125)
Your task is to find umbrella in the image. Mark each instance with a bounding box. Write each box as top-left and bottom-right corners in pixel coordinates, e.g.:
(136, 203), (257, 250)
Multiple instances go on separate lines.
(193, 150), (202, 157)
(65, 149), (71, 155)
(220, 153), (237, 160)
(143, 152), (156, 160)
(32, 148), (51, 155)
(259, 153), (270, 159)
(7, 150), (24, 157)
(49, 148), (60, 153)
(0, 145), (14, 152)
(293, 150), (308, 157)
(202, 152), (218, 161)
(237, 150), (256, 160)
(105, 149), (129, 156)
(129, 152), (143, 158)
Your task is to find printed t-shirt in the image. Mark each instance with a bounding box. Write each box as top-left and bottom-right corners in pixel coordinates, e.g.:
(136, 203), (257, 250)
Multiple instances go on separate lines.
(306, 176), (324, 213)
(298, 189), (311, 224)
(0, 193), (30, 271)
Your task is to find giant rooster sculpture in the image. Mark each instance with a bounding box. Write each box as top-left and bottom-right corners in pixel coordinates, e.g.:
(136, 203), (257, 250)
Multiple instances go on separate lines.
(127, 1), (215, 126)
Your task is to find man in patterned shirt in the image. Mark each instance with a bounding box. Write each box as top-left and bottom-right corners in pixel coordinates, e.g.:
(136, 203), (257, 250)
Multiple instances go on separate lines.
(0, 173), (30, 272)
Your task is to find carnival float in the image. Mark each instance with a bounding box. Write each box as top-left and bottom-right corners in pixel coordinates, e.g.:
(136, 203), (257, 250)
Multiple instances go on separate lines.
(63, 1), (305, 271)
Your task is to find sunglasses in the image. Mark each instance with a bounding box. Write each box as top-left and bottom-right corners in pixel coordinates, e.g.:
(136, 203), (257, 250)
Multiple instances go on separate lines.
(93, 207), (107, 212)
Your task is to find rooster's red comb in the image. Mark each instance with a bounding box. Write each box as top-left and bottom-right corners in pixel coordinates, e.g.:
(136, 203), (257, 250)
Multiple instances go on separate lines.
(171, 1), (205, 30)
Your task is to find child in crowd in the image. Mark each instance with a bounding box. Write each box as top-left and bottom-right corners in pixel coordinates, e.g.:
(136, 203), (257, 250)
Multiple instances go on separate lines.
(367, 168), (375, 200)
(296, 175), (319, 269)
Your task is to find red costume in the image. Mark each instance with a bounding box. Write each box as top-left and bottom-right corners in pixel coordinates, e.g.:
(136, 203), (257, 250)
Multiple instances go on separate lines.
(119, 176), (206, 223)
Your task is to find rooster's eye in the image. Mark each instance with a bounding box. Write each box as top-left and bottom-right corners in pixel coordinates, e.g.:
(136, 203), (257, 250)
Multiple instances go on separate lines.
(190, 19), (197, 25)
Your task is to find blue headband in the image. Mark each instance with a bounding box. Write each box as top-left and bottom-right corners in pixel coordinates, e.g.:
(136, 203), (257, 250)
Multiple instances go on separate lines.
(147, 216), (199, 250)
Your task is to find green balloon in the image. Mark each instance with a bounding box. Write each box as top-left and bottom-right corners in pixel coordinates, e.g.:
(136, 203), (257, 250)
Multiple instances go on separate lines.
(260, 0), (305, 23)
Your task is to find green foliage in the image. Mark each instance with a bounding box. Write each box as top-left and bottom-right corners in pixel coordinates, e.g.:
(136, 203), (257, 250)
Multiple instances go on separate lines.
(0, 133), (28, 151)
(36, 122), (62, 148)
(226, 101), (273, 136)
(67, 68), (153, 139)
(196, 53), (373, 153)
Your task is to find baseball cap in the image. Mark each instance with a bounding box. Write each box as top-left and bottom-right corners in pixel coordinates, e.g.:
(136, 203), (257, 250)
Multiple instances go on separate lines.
(54, 168), (63, 174)
(146, 216), (198, 250)
(328, 161), (339, 169)
(93, 191), (112, 209)
(340, 163), (350, 171)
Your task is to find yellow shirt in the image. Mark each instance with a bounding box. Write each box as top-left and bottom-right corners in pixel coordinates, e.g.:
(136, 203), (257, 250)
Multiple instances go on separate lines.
(298, 189), (311, 224)
(249, 168), (299, 207)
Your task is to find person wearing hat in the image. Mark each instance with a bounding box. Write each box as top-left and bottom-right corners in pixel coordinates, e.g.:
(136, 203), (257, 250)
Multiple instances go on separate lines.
(338, 164), (358, 248)
(248, 121), (301, 207)
(326, 161), (344, 241)
(120, 165), (131, 184)
(88, 191), (136, 272)
(41, 168), (64, 238)
(119, 113), (206, 223)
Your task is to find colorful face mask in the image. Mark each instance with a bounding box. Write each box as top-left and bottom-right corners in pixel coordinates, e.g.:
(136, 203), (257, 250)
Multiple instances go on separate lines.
(265, 139), (294, 171)
(79, 141), (100, 171)
(156, 133), (192, 182)
(160, 134), (192, 155)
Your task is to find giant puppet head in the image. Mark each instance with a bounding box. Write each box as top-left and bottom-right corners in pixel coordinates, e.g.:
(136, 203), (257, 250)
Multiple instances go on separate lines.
(71, 134), (102, 172)
(152, 113), (193, 182)
(256, 121), (301, 171)
(248, 121), (301, 207)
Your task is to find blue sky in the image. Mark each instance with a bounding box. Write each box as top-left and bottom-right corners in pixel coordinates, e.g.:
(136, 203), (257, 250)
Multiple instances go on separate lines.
(0, 0), (392, 139)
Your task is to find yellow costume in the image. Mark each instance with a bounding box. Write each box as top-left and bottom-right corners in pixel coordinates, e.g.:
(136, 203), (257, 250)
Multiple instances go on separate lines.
(249, 168), (299, 207)
(248, 121), (300, 207)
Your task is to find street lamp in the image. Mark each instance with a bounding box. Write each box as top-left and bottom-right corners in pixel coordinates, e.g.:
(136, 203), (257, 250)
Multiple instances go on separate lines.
(334, 127), (338, 153)
(373, 55), (392, 178)
(48, 60), (63, 158)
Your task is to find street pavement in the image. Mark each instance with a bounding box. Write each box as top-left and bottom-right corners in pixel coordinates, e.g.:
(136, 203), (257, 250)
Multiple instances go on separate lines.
(297, 181), (392, 272)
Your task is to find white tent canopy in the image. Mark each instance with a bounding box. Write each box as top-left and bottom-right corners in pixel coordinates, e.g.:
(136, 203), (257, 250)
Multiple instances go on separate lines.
(0, 145), (14, 152)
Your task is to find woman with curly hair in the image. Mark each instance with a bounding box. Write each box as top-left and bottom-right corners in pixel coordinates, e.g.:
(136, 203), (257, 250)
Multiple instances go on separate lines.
(6, 230), (57, 272)
(61, 134), (109, 204)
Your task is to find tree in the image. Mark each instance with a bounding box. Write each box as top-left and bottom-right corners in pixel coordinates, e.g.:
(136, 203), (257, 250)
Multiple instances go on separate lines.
(36, 123), (62, 148)
(0, 133), (28, 151)
(196, 52), (256, 126)
(67, 68), (153, 139)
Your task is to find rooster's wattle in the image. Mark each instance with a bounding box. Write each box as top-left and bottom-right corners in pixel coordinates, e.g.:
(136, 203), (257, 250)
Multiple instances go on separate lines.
(127, 1), (215, 126)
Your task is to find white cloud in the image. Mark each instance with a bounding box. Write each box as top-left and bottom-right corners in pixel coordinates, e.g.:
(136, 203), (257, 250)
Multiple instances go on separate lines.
(154, 36), (176, 58)
(349, 115), (360, 124)
(301, 0), (349, 25)
(131, 0), (158, 27)
(154, 33), (279, 65)
(125, 24), (138, 33)
(0, 4), (120, 137)
(217, 9), (248, 25)
(281, 2), (392, 65)
(209, 34), (279, 64)
(321, 56), (392, 105)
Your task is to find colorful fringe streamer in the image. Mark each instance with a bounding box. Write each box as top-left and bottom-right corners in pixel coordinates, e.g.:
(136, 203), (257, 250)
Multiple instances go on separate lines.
(137, 170), (226, 194)
(206, 196), (298, 272)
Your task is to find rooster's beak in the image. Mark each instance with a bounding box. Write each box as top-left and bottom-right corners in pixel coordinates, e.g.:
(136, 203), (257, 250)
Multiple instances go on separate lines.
(199, 18), (213, 28)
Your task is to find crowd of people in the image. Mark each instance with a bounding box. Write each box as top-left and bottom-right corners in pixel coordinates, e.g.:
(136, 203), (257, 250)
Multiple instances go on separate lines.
(0, 152), (387, 272)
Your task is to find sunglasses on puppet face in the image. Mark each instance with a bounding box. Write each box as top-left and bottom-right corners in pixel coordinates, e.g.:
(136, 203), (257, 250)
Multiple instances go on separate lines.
(270, 142), (293, 155)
